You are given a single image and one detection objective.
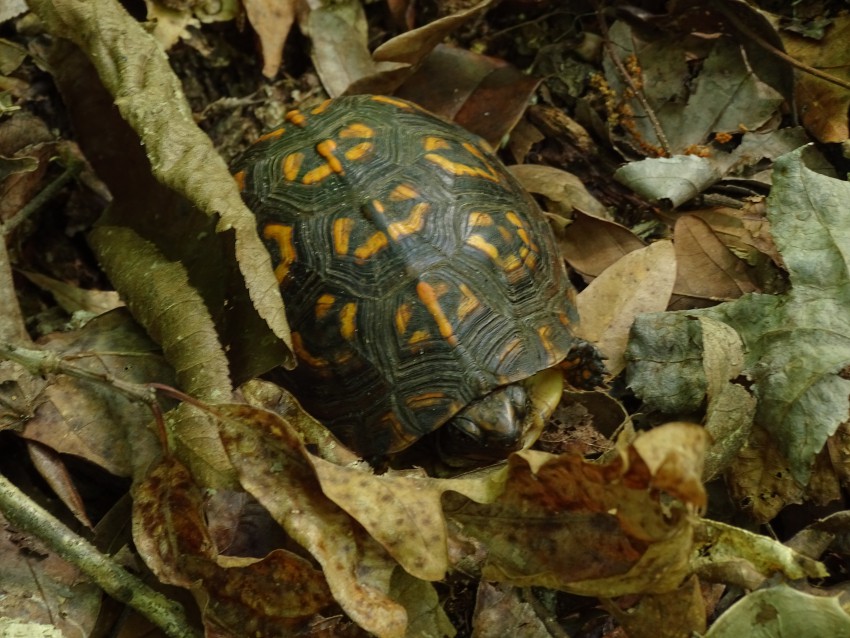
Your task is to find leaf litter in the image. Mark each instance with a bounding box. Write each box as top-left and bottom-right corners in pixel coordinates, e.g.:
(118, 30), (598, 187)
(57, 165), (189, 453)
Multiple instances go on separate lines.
(2, 0), (850, 636)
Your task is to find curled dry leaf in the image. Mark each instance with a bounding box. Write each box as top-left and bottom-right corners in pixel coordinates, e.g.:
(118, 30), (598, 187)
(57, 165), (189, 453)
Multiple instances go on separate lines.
(216, 403), (409, 638)
(446, 423), (707, 597)
(30, 0), (293, 386)
(693, 519), (827, 588)
(310, 459), (449, 582)
(133, 456), (331, 636)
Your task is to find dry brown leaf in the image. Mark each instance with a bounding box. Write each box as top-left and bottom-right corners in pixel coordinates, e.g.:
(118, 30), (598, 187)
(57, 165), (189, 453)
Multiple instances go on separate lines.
(559, 210), (645, 279)
(27, 441), (92, 528)
(447, 423), (707, 597)
(216, 403), (408, 638)
(576, 241), (677, 376)
(510, 164), (608, 219)
(299, 0), (381, 97)
(0, 360), (47, 430)
(21, 311), (171, 478)
(681, 206), (773, 265)
(605, 576), (706, 638)
(0, 510), (100, 636)
(132, 456), (215, 589)
(394, 45), (540, 146)
(20, 271), (123, 316)
(133, 457), (330, 635)
(727, 425), (805, 522)
(673, 215), (757, 300)
(243, 0), (297, 78)
(310, 460), (449, 581)
(471, 583), (549, 637)
(781, 15), (850, 142)
(203, 551), (331, 635)
(373, 0), (493, 66)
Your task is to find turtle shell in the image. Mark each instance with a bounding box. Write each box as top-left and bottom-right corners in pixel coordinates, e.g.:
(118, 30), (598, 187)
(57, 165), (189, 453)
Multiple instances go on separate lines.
(232, 95), (578, 455)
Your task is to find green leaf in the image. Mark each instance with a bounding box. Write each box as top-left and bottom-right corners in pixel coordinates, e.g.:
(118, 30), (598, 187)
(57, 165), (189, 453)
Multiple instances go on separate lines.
(628, 146), (850, 484)
(704, 585), (850, 638)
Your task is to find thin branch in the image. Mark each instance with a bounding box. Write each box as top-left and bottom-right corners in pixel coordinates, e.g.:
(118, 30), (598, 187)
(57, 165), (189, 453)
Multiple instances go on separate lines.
(0, 472), (200, 638)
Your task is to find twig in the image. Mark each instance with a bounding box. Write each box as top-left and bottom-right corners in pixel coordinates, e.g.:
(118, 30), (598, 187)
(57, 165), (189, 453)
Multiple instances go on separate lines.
(717, 3), (850, 92)
(1, 160), (82, 237)
(0, 472), (200, 638)
(0, 342), (168, 446)
(595, 8), (672, 156)
(0, 236), (28, 343)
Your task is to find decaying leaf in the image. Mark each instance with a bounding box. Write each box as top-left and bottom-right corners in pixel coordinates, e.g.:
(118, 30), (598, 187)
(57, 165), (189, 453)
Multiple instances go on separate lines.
(704, 585), (849, 638)
(781, 14), (850, 143)
(133, 456), (332, 635)
(216, 403), (409, 638)
(628, 146), (850, 486)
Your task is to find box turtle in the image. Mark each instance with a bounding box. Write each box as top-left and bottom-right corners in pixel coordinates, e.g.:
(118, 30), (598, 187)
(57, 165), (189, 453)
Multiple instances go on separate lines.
(232, 95), (598, 458)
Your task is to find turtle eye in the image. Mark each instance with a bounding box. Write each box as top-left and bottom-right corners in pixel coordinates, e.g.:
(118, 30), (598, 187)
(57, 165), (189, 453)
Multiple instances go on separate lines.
(441, 384), (529, 460)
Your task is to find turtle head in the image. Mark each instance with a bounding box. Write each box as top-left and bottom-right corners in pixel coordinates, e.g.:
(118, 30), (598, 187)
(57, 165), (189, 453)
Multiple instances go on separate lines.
(439, 368), (564, 462)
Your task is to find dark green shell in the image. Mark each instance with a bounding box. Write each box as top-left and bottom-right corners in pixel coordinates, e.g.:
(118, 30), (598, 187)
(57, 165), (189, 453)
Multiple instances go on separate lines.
(232, 95), (578, 455)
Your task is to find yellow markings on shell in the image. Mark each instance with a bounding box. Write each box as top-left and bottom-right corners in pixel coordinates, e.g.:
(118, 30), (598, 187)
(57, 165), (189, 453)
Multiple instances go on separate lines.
(406, 392), (448, 409)
(469, 211), (493, 226)
(505, 211), (534, 249)
(424, 136), (451, 151)
(501, 253), (522, 272)
(303, 163), (333, 184)
(340, 123), (374, 138)
(537, 325), (559, 361)
(457, 283), (480, 321)
(416, 281), (457, 346)
(233, 170), (246, 191)
(395, 303), (412, 335)
(263, 223), (296, 283)
(505, 211), (523, 228)
(256, 127), (285, 143)
(424, 152), (500, 182)
(339, 302), (357, 340)
(387, 202), (429, 241)
(333, 218), (354, 255)
(300, 140), (344, 184)
(315, 294), (335, 320)
(466, 234), (499, 261)
(519, 246), (538, 270)
(462, 142), (488, 162)
(282, 152), (304, 181)
(311, 99), (332, 115)
(408, 329), (430, 345)
(345, 142), (373, 161)
(389, 184), (419, 201)
(317, 139), (344, 173)
(497, 336), (522, 370)
(372, 199), (385, 214)
(371, 95), (415, 110)
(353, 231), (389, 260)
(292, 333), (328, 367)
(285, 109), (307, 126)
